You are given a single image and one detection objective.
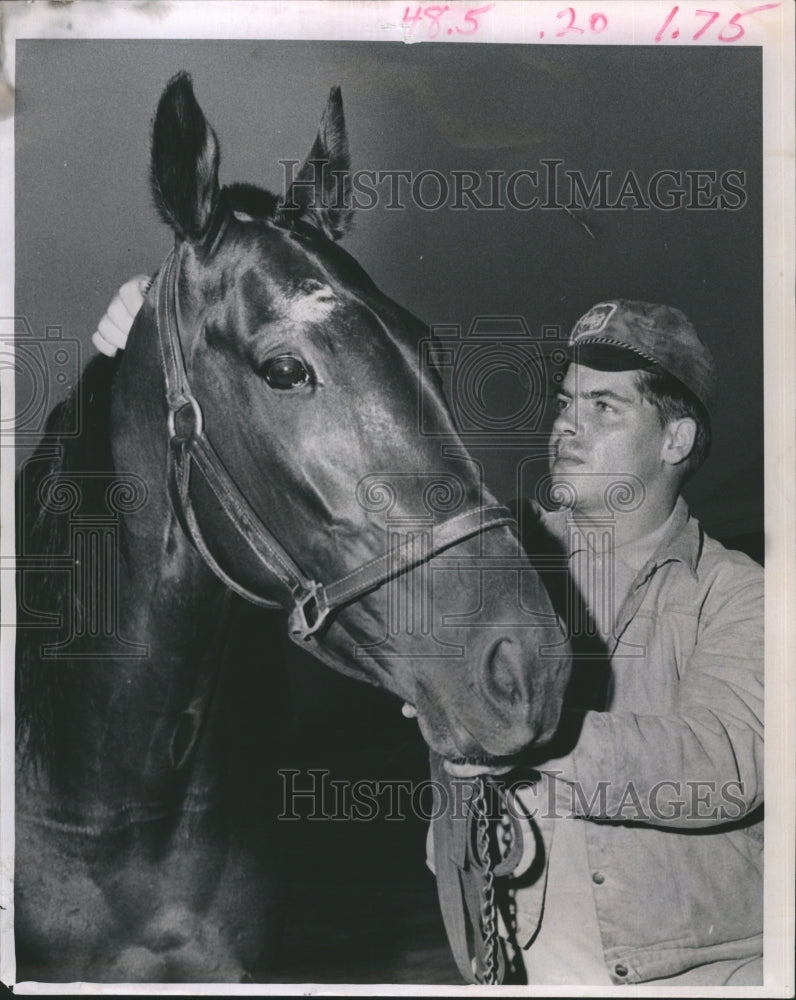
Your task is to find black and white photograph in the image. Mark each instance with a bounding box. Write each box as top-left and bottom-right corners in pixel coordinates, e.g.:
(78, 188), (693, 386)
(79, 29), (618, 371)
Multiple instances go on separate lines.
(0, 0), (793, 993)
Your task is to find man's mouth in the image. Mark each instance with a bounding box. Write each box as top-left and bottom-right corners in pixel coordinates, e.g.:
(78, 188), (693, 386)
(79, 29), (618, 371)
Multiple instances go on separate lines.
(553, 450), (584, 466)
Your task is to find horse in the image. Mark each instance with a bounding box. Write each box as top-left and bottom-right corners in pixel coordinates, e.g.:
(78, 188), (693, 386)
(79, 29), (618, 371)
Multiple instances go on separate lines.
(14, 72), (570, 983)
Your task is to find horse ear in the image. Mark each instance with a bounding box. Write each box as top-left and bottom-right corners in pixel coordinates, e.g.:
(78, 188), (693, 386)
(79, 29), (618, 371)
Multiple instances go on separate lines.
(150, 71), (220, 241)
(277, 86), (353, 241)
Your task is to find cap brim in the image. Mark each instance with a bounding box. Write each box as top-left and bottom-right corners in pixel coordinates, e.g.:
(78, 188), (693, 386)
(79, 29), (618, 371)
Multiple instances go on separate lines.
(569, 341), (658, 373)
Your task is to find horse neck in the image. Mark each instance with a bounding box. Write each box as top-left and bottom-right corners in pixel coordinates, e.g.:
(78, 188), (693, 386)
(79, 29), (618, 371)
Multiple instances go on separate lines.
(31, 304), (236, 813)
(111, 294), (223, 622)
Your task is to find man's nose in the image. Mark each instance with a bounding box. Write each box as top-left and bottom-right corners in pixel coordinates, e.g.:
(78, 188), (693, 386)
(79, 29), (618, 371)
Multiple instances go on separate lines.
(553, 406), (577, 435)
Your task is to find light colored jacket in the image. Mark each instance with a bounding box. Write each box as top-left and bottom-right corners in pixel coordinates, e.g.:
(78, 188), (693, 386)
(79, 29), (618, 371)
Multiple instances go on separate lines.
(513, 497), (764, 984)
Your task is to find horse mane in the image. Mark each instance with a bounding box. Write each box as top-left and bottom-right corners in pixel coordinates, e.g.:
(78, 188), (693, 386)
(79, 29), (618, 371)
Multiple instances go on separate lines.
(16, 352), (123, 772)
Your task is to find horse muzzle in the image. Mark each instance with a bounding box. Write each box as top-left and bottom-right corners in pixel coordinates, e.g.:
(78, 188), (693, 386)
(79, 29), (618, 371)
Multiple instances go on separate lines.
(412, 632), (569, 764)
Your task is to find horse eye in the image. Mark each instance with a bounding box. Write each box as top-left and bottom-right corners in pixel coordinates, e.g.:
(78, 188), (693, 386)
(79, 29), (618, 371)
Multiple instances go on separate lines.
(262, 355), (312, 390)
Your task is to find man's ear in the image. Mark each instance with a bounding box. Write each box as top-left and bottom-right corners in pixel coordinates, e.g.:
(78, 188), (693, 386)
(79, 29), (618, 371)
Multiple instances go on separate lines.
(662, 417), (697, 467)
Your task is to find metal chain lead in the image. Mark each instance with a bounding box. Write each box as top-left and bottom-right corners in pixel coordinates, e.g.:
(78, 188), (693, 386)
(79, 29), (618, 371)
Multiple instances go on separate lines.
(498, 807), (520, 980)
(473, 775), (500, 985)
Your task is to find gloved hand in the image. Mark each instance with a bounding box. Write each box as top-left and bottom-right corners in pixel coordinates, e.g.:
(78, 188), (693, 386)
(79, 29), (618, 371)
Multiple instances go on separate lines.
(92, 274), (150, 356)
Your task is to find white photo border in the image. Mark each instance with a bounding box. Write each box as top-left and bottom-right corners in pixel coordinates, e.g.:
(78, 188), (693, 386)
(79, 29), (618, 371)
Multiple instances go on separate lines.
(1, 1), (793, 996)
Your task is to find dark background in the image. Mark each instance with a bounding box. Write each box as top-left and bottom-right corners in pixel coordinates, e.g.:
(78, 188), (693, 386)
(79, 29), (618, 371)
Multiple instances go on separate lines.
(16, 40), (763, 542)
(15, 40), (763, 983)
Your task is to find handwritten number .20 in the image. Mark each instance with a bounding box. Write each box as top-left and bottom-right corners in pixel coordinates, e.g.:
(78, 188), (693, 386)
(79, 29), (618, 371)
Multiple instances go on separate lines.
(556, 8), (609, 37)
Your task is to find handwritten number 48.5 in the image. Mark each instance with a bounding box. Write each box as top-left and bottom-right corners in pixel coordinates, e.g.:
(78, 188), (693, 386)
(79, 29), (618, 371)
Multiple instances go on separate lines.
(402, 4), (496, 38)
(656, 3), (780, 42)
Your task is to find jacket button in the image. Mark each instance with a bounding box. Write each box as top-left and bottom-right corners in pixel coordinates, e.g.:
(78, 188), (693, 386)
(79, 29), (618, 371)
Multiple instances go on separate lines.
(614, 964), (628, 977)
(592, 870), (606, 885)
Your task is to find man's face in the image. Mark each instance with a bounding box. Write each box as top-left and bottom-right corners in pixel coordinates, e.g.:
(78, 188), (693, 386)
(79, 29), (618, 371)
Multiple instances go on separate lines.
(549, 363), (669, 515)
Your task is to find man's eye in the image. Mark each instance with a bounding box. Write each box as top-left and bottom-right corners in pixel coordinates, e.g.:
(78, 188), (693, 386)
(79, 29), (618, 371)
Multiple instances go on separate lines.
(595, 400), (614, 413)
(262, 355), (313, 390)
(555, 397), (569, 411)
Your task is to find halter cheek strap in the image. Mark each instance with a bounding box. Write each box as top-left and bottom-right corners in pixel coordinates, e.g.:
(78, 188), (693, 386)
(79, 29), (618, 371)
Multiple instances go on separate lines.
(154, 248), (516, 641)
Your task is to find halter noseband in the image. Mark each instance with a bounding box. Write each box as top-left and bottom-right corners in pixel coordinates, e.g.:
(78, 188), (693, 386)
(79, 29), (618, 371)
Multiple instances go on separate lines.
(154, 248), (515, 642)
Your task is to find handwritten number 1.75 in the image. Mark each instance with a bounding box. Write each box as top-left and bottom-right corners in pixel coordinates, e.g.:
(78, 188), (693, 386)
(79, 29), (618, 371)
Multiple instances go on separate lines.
(655, 3), (780, 43)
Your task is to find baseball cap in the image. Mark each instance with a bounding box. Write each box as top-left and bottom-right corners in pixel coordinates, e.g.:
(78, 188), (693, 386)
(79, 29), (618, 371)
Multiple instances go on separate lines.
(568, 300), (716, 413)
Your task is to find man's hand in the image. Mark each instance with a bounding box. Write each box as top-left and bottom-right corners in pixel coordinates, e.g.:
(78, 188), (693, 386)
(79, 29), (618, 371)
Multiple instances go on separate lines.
(92, 275), (150, 357)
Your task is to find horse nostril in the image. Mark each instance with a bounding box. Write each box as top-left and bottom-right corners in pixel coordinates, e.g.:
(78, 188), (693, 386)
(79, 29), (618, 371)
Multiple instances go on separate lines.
(480, 638), (523, 707)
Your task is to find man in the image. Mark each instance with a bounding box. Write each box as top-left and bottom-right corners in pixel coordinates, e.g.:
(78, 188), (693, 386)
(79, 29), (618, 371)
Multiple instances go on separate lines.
(94, 289), (764, 986)
(437, 299), (763, 986)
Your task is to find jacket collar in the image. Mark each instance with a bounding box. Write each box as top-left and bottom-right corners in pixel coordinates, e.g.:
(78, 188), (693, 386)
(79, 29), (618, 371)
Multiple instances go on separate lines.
(637, 495), (702, 583)
(544, 495), (702, 579)
(610, 497), (701, 648)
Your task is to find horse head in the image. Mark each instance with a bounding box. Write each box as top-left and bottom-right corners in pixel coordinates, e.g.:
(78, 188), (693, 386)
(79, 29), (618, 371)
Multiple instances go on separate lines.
(114, 72), (570, 765)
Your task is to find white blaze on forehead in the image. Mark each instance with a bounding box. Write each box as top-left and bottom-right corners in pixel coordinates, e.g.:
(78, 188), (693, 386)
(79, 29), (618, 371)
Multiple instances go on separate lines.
(288, 281), (337, 324)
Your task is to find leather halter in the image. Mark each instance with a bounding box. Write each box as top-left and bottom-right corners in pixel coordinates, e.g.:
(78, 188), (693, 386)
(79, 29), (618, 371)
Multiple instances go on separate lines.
(154, 247), (516, 642)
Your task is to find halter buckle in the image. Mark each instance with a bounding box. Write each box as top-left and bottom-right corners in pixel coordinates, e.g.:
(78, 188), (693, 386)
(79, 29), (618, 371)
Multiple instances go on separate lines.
(168, 395), (204, 441)
(288, 581), (330, 641)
